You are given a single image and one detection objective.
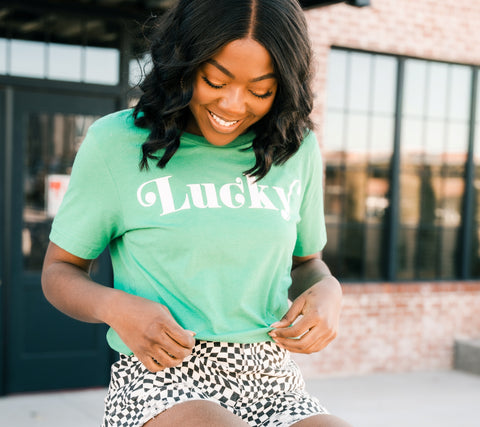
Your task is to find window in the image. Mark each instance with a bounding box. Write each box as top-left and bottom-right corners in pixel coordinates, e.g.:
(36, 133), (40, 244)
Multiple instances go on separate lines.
(323, 48), (478, 281)
(0, 38), (120, 85)
(323, 50), (397, 280)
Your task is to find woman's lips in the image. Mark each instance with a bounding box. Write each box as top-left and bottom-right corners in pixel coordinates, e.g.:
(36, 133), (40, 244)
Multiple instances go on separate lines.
(208, 110), (242, 132)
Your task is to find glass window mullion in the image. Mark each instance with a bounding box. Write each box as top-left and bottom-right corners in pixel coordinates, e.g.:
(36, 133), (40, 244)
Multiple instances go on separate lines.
(461, 68), (477, 278)
(386, 58), (404, 281)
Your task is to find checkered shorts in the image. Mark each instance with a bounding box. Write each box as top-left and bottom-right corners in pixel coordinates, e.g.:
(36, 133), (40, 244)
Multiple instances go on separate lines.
(102, 340), (328, 426)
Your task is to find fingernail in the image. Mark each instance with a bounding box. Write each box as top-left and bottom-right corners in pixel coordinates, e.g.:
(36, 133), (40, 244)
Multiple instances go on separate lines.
(270, 322), (281, 328)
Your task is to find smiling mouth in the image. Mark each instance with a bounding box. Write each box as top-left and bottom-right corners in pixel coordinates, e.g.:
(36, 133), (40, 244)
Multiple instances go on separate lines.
(209, 111), (240, 127)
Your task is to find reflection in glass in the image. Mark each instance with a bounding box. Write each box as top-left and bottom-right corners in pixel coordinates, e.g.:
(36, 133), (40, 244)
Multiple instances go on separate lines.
(23, 114), (98, 271)
(85, 47), (119, 85)
(0, 38), (6, 74)
(11, 39), (45, 78)
(129, 53), (153, 87)
(323, 49), (395, 280)
(0, 38), (120, 85)
(471, 71), (480, 277)
(403, 59), (426, 117)
(346, 113), (369, 154)
(348, 52), (371, 112)
(326, 49), (348, 110)
(398, 59), (471, 280)
(371, 117), (395, 162)
(372, 56), (397, 114)
(426, 62), (448, 119)
(48, 43), (82, 82)
(324, 112), (345, 154)
(449, 66), (471, 120)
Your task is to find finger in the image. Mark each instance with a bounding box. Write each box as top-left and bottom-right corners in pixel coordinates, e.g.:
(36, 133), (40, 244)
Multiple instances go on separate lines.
(154, 335), (195, 361)
(270, 319), (311, 339)
(166, 327), (197, 349)
(148, 335), (195, 367)
(274, 326), (337, 354)
(137, 353), (165, 373)
(270, 299), (305, 329)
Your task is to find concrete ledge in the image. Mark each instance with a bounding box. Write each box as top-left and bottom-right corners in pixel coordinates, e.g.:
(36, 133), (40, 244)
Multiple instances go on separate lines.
(454, 338), (480, 375)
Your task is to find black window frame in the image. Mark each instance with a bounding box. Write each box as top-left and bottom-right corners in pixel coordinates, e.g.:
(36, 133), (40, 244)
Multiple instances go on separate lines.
(323, 47), (479, 282)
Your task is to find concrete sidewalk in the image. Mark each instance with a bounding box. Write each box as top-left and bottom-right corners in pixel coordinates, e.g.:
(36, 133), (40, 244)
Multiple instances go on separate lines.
(1, 370), (479, 426)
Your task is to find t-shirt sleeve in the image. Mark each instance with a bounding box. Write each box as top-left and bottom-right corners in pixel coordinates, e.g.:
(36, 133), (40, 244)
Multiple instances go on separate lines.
(49, 125), (124, 259)
(293, 131), (327, 256)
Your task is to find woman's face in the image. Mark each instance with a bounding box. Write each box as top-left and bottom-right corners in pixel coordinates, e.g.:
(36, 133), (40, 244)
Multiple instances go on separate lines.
(187, 38), (278, 146)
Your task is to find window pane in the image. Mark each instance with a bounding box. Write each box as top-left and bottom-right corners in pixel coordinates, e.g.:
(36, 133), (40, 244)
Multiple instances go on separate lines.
(446, 122), (469, 156)
(371, 117), (394, 163)
(324, 49), (395, 281)
(416, 225), (439, 278)
(399, 57), (470, 280)
(439, 226), (459, 278)
(48, 43), (82, 82)
(399, 172), (421, 226)
(404, 59), (427, 117)
(449, 65), (471, 120)
(425, 119), (445, 157)
(11, 39), (45, 78)
(85, 46), (119, 85)
(348, 52), (371, 112)
(366, 166), (390, 224)
(372, 55), (397, 114)
(364, 223), (384, 279)
(325, 165), (345, 218)
(23, 114), (99, 271)
(324, 111), (345, 153)
(326, 49), (348, 110)
(470, 76), (480, 277)
(401, 118), (423, 159)
(426, 62), (448, 119)
(346, 113), (369, 154)
(0, 38), (7, 74)
(396, 225), (417, 280)
(129, 53), (152, 87)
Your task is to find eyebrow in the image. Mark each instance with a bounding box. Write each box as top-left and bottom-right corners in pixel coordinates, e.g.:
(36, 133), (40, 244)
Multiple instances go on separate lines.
(206, 59), (276, 82)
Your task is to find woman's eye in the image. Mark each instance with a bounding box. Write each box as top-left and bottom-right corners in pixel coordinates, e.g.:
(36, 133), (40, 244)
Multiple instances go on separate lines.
(250, 90), (273, 99)
(202, 76), (224, 89)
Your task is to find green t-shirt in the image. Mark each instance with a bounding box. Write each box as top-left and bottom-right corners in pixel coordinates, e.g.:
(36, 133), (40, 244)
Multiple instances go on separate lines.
(50, 109), (327, 354)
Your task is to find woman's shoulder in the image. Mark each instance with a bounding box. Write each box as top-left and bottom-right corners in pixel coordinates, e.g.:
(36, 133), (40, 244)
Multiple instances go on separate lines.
(294, 129), (320, 160)
(83, 109), (149, 150)
(88, 109), (143, 136)
(300, 129), (319, 149)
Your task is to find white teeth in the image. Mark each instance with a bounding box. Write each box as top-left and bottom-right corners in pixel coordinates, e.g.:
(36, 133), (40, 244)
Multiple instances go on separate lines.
(210, 111), (239, 127)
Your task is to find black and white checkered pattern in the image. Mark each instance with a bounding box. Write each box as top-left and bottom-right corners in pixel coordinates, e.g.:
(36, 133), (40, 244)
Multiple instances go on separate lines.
(102, 341), (328, 426)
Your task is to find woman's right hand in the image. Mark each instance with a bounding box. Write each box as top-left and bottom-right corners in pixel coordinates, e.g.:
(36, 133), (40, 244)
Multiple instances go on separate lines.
(42, 242), (196, 373)
(108, 292), (196, 372)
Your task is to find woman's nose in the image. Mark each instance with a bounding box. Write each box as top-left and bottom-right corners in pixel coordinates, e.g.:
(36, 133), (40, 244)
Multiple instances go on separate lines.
(218, 87), (247, 116)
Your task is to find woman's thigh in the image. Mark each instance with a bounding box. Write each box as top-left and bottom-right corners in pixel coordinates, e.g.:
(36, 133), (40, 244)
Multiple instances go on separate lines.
(142, 400), (249, 427)
(292, 413), (353, 427)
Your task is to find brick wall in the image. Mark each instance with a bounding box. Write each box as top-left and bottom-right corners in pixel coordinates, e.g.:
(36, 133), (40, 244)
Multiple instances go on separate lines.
(293, 283), (480, 376)
(293, 0), (480, 376)
(305, 0), (480, 141)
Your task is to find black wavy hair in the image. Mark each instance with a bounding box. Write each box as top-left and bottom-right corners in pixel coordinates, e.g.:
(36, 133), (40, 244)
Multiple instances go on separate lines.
(133, 0), (314, 180)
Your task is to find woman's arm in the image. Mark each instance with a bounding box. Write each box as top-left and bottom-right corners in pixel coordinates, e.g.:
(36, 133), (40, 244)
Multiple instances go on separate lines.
(268, 253), (342, 354)
(42, 242), (196, 371)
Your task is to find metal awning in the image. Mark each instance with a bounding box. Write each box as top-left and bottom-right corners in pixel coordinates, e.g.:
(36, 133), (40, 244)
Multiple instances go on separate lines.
(0, 0), (366, 53)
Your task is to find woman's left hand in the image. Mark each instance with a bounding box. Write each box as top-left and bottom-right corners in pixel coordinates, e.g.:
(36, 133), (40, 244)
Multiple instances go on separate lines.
(268, 275), (342, 354)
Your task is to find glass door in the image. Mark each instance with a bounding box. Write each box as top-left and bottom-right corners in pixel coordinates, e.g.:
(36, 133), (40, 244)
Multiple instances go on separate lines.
(4, 89), (117, 393)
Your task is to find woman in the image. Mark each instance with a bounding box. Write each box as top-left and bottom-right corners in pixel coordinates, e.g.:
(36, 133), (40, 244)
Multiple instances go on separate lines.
(41, 0), (351, 426)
